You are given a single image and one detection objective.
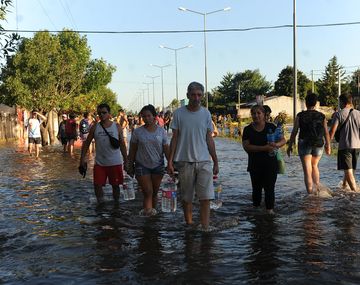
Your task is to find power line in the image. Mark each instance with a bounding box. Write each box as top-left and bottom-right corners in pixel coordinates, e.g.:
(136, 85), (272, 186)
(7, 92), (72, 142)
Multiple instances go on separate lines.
(36, 0), (57, 30)
(4, 20), (360, 35)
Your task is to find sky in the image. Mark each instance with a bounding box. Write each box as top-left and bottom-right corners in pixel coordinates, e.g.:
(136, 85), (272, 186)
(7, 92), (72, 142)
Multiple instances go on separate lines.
(5, 0), (360, 111)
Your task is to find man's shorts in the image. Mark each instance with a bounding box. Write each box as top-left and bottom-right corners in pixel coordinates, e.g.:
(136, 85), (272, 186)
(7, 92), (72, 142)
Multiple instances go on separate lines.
(298, 139), (323, 157)
(28, 137), (41, 145)
(175, 161), (214, 203)
(135, 163), (165, 177)
(94, 164), (124, 186)
(337, 149), (360, 170)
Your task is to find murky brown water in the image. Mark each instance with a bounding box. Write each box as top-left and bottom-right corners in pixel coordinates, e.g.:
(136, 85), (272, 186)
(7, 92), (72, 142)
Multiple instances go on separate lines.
(0, 138), (360, 284)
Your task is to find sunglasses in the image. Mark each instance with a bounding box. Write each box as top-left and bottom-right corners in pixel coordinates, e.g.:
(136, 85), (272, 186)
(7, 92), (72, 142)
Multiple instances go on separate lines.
(99, 111), (108, 115)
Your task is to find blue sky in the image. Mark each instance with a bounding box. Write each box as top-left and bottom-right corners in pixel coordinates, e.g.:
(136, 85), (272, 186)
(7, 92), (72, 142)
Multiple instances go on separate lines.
(6, 0), (360, 111)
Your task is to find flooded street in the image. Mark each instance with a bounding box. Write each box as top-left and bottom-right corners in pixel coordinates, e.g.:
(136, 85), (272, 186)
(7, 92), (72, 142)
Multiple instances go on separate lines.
(1, 138), (360, 284)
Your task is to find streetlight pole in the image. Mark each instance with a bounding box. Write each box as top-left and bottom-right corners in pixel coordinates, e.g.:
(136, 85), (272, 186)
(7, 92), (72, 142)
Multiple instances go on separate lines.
(146, 75), (160, 106)
(159, 44), (192, 102)
(143, 82), (152, 104)
(179, 6), (231, 109)
(292, 0), (297, 126)
(151, 64), (171, 111)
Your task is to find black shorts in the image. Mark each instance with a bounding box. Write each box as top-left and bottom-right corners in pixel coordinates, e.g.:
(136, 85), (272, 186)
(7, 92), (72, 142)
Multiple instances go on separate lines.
(29, 137), (41, 145)
(60, 137), (67, 145)
(337, 149), (360, 170)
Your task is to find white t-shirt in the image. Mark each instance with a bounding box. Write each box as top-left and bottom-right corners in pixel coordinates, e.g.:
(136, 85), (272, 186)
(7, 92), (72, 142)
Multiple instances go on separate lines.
(170, 106), (213, 162)
(94, 122), (123, 166)
(131, 125), (168, 169)
(27, 118), (41, 138)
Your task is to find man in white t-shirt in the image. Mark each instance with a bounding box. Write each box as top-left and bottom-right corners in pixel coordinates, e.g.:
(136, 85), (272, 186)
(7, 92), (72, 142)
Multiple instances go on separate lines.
(168, 82), (219, 230)
(26, 110), (47, 158)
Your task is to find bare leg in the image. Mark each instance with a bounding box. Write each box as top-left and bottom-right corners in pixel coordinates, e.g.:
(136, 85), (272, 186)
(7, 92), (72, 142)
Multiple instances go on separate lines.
(137, 175), (154, 211)
(68, 139), (75, 154)
(300, 155), (313, 194)
(344, 169), (357, 191)
(112, 185), (120, 201)
(199, 199), (210, 229)
(35, 144), (40, 158)
(28, 142), (33, 156)
(94, 184), (105, 203)
(151, 174), (163, 209)
(311, 155), (322, 189)
(183, 201), (193, 225)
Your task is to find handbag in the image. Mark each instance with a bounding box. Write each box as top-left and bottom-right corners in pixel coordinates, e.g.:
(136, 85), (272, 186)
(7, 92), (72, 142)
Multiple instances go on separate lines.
(334, 109), (353, 143)
(99, 122), (120, 149)
(276, 151), (285, 174)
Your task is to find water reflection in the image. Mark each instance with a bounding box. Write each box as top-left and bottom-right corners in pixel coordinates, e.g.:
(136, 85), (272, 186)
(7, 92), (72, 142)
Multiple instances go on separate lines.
(1, 140), (360, 284)
(245, 215), (280, 284)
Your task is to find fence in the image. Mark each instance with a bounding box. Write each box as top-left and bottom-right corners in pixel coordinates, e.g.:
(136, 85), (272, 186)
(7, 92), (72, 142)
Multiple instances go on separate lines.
(0, 113), (19, 141)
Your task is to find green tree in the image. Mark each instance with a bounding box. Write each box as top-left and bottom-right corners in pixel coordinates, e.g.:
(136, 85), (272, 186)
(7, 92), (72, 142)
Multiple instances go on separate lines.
(234, 69), (272, 102)
(349, 69), (360, 97)
(274, 66), (311, 99)
(317, 56), (347, 107)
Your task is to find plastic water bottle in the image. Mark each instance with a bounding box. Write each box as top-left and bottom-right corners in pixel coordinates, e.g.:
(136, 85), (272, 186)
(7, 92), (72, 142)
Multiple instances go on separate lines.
(274, 123), (283, 142)
(210, 175), (223, 210)
(267, 128), (276, 157)
(161, 175), (177, 212)
(122, 174), (135, 201)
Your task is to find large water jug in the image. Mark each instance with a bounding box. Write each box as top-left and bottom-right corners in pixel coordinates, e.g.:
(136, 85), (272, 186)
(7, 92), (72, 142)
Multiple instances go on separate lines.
(122, 174), (135, 201)
(161, 175), (177, 212)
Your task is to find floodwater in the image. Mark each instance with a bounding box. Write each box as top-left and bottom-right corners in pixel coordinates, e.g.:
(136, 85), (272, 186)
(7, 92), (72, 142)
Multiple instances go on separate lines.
(1, 138), (360, 284)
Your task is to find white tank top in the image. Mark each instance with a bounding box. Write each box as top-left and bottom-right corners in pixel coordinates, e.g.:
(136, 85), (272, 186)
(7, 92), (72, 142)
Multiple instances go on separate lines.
(94, 122), (123, 166)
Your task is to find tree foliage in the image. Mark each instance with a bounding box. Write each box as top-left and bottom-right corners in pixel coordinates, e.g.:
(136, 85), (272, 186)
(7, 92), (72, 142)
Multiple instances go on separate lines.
(211, 70), (272, 106)
(0, 30), (117, 113)
(317, 56), (348, 107)
(274, 66), (311, 99)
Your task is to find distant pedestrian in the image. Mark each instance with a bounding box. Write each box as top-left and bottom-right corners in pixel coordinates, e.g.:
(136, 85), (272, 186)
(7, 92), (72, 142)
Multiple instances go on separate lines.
(116, 109), (129, 148)
(65, 113), (78, 155)
(26, 110), (47, 158)
(168, 82), (219, 230)
(57, 114), (68, 153)
(79, 112), (94, 154)
(80, 103), (128, 203)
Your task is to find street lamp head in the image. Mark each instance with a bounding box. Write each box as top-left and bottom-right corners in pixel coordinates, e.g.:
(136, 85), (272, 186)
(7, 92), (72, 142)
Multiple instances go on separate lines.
(187, 44), (193, 48)
(223, 7), (231, 11)
(178, 7), (187, 11)
(159, 45), (165, 49)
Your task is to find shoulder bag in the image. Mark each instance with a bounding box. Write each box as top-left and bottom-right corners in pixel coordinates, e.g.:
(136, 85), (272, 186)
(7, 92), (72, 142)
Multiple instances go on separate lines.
(334, 109), (353, 143)
(99, 122), (120, 149)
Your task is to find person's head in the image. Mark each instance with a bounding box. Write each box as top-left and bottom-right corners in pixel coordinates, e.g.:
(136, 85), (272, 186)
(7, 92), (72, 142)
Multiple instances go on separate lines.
(187, 81), (204, 108)
(62, 114), (67, 120)
(263, 105), (272, 122)
(140, 104), (157, 125)
(339, 93), (352, 109)
(250, 105), (266, 124)
(83, 112), (89, 118)
(69, 113), (75, 119)
(31, 110), (38, 118)
(97, 103), (111, 121)
(305, 92), (318, 108)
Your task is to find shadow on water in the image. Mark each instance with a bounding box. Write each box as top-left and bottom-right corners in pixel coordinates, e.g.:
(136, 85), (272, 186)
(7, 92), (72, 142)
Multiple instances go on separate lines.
(1, 139), (360, 284)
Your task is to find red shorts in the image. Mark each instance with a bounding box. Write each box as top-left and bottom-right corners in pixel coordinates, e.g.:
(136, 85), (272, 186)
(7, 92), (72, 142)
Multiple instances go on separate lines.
(93, 164), (124, 186)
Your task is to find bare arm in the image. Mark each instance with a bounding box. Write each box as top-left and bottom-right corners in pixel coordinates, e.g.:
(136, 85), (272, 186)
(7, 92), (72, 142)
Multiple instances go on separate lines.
(286, 116), (300, 156)
(329, 119), (338, 141)
(117, 123), (128, 167)
(80, 123), (96, 166)
(36, 112), (47, 121)
(243, 139), (274, 153)
(167, 129), (178, 175)
(206, 130), (219, 175)
(323, 118), (331, 155)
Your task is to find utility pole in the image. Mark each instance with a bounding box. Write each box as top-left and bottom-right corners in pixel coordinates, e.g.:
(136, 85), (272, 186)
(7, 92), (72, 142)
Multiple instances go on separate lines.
(311, 70), (314, 93)
(338, 68), (341, 108)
